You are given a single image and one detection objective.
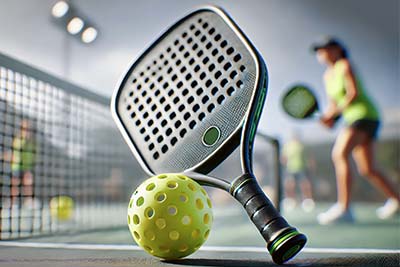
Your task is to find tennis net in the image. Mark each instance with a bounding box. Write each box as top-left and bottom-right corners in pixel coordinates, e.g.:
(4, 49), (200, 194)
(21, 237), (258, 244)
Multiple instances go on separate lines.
(0, 53), (140, 239)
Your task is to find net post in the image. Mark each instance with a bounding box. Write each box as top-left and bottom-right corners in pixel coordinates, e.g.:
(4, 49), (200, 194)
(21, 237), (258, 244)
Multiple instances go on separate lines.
(271, 137), (282, 213)
(256, 132), (282, 212)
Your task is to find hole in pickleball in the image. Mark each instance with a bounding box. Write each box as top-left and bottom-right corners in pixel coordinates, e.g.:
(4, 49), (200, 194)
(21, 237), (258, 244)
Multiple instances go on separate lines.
(155, 192), (166, 202)
(127, 215), (130, 224)
(167, 181), (178, 189)
(158, 174), (167, 179)
(145, 207), (154, 219)
(200, 188), (207, 196)
(177, 175), (187, 180)
(207, 199), (212, 208)
(169, 230), (180, 240)
(129, 199), (134, 208)
(134, 231), (140, 240)
(179, 194), (188, 202)
(204, 229), (210, 239)
(196, 199), (204, 210)
(168, 206), (177, 216)
(146, 183), (155, 191)
(133, 214), (140, 225)
(188, 183), (196, 191)
(143, 245), (153, 253)
(181, 215), (191, 225)
(136, 197), (144, 207)
(203, 213), (210, 224)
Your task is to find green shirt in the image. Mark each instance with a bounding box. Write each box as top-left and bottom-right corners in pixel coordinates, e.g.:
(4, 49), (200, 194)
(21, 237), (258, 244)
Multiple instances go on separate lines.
(283, 140), (306, 173)
(11, 137), (37, 172)
(325, 60), (379, 125)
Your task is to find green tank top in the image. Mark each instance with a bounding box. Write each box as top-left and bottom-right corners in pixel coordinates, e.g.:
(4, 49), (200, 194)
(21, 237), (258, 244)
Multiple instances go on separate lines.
(283, 140), (306, 173)
(325, 60), (379, 124)
(11, 137), (37, 172)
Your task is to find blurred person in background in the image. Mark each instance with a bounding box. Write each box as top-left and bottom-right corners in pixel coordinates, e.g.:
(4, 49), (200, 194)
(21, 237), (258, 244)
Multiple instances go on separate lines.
(281, 131), (315, 212)
(4, 120), (37, 207)
(312, 36), (400, 224)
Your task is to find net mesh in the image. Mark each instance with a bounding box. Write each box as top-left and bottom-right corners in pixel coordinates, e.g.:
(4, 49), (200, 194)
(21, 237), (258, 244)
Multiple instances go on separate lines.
(0, 53), (139, 239)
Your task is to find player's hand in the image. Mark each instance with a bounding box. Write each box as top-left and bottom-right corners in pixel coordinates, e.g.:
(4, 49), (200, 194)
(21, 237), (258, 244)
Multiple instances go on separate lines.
(320, 115), (335, 128)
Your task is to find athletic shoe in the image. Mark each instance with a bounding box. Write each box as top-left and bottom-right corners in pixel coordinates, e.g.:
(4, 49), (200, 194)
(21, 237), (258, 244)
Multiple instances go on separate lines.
(282, 198), (297, 211)
(317, 203), (354, 225)
(376, 198), (399, 219)
(302, 198), (315, 212)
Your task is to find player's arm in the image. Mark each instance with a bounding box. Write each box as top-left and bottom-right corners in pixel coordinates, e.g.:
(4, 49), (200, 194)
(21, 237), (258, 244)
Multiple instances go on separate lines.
(320, 97), (339, 128)
(339, 59), (358, 111)
(320, 71), (341, 128)
(2, 140), (15, 161)
(1, 150), (10, 161)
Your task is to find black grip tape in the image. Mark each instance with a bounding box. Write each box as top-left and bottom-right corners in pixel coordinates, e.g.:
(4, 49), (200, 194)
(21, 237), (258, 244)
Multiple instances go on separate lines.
(231, 174), (294, 245)
(252, 205), (281, 231)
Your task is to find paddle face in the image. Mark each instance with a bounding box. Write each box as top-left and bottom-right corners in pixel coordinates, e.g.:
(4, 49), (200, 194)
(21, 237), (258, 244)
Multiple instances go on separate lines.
(282, 84), (319, 119)
(112, 6), (265, 176)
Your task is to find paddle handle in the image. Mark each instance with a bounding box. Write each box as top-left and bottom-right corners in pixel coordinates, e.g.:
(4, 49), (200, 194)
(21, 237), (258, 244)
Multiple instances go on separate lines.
(231, 174), (293, 245)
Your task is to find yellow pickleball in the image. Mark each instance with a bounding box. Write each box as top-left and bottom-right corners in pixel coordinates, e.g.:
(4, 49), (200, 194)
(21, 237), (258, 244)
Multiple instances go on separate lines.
(50, 195), (74, 221)
(127, 173), (213, 259)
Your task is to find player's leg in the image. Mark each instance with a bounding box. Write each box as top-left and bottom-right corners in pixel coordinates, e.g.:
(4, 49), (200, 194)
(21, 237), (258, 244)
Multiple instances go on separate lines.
(318, 127), (366, 224)
(285, 175), (297, 199)
(10, 171), (22, 206)
(299, 173), (315, 212)
(283, 174), (297, 210)
(352, 141), (400, 219)
(331, 128), (367, 209)
(299, 173), (313, 200)
(22, 171), (34, 207)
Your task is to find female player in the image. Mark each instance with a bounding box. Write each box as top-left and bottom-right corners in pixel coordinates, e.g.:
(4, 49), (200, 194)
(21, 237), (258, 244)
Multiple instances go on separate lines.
(311, 37), (399, 224)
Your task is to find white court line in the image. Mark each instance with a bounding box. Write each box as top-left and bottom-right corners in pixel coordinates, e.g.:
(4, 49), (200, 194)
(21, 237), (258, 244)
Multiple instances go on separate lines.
(0, 241), (399, 254)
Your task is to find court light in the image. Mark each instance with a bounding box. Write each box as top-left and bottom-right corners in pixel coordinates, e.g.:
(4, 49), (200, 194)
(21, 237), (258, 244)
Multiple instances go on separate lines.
(51, 1), (69, 18)
(51, 2), (99, 44)
(81, 27), (98, 43)
(67, 17), (84, 35)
